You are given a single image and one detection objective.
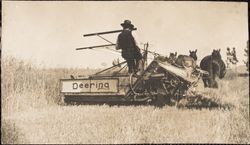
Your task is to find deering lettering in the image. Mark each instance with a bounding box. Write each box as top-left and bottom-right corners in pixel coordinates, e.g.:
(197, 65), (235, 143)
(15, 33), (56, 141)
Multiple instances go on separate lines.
(72, 82), (110, 90)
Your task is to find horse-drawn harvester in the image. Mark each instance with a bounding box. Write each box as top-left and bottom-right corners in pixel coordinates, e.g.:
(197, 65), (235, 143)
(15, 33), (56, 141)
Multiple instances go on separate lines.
(60, 29), (208, 106)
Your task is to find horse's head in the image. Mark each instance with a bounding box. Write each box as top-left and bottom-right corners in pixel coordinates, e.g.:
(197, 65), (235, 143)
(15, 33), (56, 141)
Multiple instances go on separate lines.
(212, 49), (222, 60)
(169, 52), (177, 59)
(189, 49), (197, 61)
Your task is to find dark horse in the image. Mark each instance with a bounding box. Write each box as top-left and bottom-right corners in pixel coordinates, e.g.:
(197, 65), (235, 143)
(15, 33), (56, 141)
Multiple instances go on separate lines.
(200, 49), (226, 88)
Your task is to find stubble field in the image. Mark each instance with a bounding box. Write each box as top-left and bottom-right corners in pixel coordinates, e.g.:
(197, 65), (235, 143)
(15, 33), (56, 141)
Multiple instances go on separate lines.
(1, 56), (249, 144)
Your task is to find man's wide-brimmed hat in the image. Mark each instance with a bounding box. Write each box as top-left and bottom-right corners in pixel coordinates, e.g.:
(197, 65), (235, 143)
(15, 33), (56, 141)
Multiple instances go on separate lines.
(121, 20), (134, 29)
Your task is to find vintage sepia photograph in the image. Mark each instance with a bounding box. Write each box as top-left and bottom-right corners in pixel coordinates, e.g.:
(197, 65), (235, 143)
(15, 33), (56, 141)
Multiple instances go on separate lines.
(1, 1), (249, 144)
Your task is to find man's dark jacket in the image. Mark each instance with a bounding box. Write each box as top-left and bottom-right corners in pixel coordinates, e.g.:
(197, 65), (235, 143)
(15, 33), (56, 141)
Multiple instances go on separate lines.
(116, 30), (142, 60)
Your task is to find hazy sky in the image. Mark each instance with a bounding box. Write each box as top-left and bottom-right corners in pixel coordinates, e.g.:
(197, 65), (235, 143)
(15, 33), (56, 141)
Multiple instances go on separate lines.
(2, 1), (248, 68)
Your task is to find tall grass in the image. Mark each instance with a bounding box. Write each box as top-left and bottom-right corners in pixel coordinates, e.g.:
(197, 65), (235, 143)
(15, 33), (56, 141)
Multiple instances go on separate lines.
(1, 56), (99, 114)
(1, 56), (249, 144)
